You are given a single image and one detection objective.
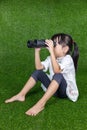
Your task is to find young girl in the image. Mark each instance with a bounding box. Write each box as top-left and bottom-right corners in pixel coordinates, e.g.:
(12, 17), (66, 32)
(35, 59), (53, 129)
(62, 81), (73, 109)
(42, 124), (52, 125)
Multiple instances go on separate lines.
(5, 33), (79, 116)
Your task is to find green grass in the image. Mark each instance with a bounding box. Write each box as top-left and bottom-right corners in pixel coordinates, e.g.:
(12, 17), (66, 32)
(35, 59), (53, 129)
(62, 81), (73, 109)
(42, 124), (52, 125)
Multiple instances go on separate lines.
(0, 0), (87, 130)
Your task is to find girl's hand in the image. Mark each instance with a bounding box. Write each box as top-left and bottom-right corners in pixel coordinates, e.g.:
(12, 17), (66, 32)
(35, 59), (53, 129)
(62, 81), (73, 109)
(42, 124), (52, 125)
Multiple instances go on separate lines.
(45, 39), (54, 53)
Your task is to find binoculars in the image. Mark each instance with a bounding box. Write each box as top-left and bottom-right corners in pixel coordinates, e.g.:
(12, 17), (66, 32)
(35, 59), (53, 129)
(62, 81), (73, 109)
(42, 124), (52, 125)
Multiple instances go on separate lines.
(27, 39), (56, 48)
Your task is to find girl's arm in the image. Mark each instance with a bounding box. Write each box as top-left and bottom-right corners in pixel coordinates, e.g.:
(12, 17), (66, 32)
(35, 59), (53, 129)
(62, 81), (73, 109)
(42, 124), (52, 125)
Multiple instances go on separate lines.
(50, 50), (61, 73)
(45, 40), (61, 73)
(35, 48), (44, 70)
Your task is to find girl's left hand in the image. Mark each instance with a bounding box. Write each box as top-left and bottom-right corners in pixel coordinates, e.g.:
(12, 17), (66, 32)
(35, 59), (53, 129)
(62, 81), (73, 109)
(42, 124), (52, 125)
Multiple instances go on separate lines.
(45, 39), (54, 53)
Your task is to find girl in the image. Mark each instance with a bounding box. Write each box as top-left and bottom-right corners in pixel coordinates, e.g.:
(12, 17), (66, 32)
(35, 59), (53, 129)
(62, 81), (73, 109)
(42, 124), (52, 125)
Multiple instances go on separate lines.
(5, 33), (79, 116)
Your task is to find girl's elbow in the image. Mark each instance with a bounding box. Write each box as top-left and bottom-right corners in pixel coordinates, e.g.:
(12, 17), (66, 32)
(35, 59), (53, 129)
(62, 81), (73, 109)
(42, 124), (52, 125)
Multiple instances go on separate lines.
(54, 69), (61, 73)
(35, 67), (41, 70)
(35, 65), (43, 70)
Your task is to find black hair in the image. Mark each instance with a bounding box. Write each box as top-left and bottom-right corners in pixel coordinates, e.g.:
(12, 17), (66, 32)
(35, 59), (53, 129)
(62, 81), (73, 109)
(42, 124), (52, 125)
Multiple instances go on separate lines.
(51, 33), (79, 71)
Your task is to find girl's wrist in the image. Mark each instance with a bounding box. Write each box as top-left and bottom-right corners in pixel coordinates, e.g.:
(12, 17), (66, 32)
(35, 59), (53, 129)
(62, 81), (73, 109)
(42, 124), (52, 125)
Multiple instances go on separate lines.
(35, 48), (41, 53)
(50, 48), (54, 55)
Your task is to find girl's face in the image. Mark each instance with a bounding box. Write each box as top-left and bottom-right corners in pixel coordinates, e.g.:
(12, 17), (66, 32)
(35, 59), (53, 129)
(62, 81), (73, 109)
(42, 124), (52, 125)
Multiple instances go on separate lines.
(54, 37), (69, 58)
(54, 43), (64, 57)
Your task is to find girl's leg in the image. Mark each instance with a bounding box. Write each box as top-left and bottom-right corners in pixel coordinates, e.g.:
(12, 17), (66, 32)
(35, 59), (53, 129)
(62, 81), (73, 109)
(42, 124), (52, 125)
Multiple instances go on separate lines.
(5, 77), (36, 103)
(25, 73), (67, 116)
(26, 80), (59, 116)
(5, 70), (51, 103)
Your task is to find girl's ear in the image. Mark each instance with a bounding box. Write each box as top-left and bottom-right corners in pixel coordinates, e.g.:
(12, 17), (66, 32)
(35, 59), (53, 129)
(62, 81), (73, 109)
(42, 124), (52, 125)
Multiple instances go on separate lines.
(63, 46), (69, 54)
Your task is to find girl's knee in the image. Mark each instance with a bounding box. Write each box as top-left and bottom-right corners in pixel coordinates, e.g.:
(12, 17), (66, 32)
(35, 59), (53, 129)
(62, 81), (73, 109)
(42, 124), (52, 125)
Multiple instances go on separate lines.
(53, 73), (63, 80)
(31, 70), (43, 81)
(52, 73), (64, 85)
(32, 70), (43, 76)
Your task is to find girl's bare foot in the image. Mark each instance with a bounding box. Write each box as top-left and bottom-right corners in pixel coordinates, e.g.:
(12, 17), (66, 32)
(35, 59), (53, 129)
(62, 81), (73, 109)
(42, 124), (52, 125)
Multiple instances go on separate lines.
(5, 94), (25, 103)
(25, 102), (45, 116)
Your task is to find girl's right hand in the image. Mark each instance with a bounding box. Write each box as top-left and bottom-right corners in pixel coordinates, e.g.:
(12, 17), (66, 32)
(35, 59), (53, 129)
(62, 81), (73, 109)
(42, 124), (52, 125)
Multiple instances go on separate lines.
(45, 39), (54, 53)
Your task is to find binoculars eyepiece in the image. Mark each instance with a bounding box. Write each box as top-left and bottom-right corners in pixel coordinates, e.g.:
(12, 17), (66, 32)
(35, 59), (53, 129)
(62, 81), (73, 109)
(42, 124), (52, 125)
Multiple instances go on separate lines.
(27, 39), (56, 48)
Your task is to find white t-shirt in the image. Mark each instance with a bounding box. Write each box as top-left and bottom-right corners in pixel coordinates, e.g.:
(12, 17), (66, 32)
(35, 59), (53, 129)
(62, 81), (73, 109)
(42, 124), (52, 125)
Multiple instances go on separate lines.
(41, 55), (79, 102)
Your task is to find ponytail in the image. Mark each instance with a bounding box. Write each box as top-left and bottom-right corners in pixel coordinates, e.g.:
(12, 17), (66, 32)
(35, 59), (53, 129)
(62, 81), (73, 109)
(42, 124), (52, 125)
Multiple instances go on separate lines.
(71, 42), (79, 71)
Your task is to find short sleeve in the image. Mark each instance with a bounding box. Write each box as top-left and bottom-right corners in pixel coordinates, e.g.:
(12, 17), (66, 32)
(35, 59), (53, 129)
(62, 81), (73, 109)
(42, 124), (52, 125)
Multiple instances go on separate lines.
(58, 55), (74, 73)
(41, 56), (50, 72)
